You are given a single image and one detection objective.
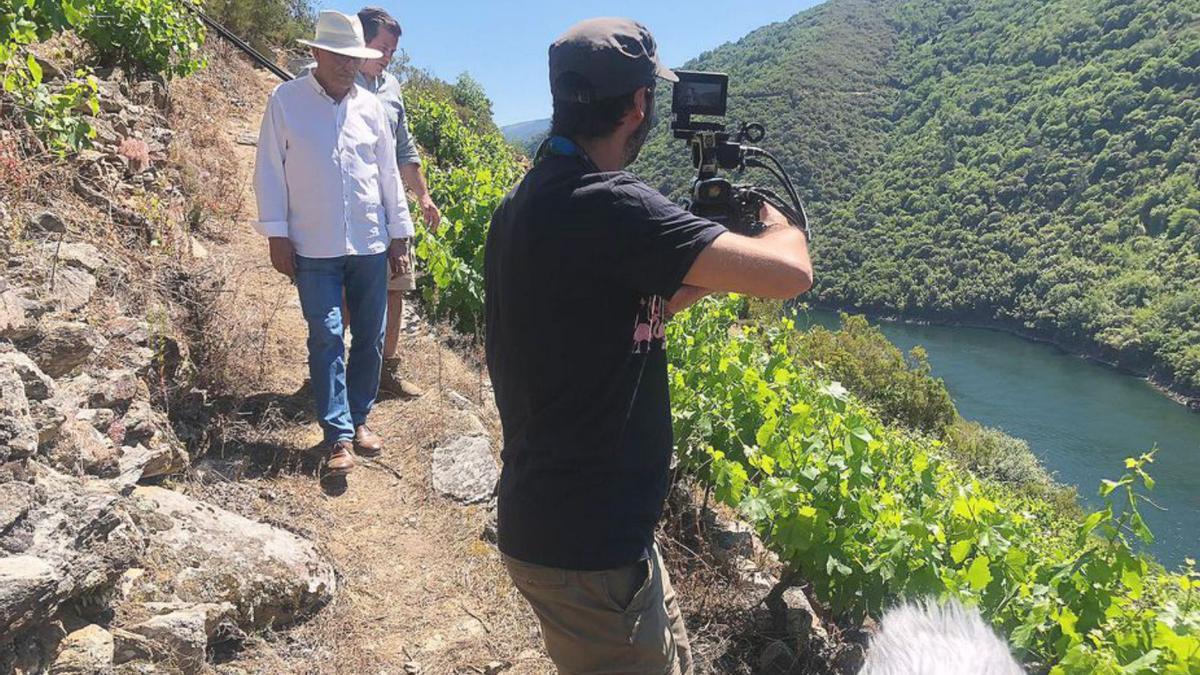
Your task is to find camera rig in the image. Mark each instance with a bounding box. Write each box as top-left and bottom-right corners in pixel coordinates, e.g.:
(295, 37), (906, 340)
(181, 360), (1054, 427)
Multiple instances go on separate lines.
(670, 71), (810, 239)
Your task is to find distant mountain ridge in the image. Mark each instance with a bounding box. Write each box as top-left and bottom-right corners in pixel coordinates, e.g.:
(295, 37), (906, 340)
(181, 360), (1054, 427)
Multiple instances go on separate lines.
(633, 0), (1200, 401)
(500, 117), (550, 148)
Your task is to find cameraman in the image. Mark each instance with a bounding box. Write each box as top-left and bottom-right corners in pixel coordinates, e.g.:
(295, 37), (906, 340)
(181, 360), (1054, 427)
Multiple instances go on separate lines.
(484, 17), (811, 675)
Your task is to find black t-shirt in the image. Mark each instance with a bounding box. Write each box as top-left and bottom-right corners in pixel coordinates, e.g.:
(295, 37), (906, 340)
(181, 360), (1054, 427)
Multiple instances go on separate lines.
(484, 150), (726, 571)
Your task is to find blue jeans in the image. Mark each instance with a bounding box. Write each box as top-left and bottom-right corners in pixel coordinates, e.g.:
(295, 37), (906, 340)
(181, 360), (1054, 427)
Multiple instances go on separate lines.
(294, 253), (389, 444)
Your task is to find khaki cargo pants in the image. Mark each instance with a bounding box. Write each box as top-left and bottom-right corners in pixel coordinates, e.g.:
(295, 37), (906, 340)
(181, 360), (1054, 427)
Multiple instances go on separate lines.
(504, 543), (693, 675)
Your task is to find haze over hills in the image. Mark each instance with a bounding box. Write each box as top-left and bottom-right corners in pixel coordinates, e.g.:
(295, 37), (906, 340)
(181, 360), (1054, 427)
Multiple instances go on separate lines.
(500, 117), (551, 152)
(634, 0), (1200, 400)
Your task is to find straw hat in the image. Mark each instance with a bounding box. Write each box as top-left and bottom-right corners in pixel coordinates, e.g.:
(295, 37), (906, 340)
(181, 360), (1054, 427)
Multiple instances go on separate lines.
(297, 11), (382, 59)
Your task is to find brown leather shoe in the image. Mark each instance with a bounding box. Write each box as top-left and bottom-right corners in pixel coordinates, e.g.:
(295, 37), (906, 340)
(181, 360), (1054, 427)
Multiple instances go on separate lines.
(379, 359), (424, 399)
(354, 425), (384, 457)
(326, 440), (356, 474)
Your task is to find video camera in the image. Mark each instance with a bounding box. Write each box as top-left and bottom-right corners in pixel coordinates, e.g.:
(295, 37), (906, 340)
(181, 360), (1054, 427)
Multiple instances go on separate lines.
(670, 71), (810, 239)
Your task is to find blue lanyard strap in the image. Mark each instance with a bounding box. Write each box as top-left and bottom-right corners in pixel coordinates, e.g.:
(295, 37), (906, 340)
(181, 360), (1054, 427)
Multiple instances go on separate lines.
(535, 135), (599, 171)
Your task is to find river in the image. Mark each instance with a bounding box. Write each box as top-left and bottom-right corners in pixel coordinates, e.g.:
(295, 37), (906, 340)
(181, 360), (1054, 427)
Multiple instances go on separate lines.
(796, 308), (1199, 568)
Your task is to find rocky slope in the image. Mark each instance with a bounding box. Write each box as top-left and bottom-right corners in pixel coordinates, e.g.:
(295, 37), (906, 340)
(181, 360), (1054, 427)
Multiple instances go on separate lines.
(0, 45), (342, 673)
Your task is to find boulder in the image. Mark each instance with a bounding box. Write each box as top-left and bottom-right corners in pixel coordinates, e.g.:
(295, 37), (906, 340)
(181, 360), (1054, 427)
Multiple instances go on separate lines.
(128, 486), (336, 630)
(431, 435), (498, 504)
(50, 624), (114, 675)
(0, 362), (39, 461)
(26, 321), (108, 378)
(0, 555), (61, 640)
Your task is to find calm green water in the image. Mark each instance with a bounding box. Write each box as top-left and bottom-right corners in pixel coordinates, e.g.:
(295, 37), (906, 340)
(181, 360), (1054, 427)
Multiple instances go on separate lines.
(796, 308), (1199, 568)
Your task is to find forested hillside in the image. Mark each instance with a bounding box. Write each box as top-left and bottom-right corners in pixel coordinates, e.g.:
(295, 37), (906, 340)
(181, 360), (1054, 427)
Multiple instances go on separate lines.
(634, 0), (1200, 399)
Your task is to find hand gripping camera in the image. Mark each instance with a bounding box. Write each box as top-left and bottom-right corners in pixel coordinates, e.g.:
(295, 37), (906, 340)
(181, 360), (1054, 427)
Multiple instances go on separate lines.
(670, 71), (811, 239)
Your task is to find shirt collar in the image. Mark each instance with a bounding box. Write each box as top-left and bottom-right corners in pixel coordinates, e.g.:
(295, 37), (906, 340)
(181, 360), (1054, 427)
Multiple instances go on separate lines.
(304, 66), (359, 103)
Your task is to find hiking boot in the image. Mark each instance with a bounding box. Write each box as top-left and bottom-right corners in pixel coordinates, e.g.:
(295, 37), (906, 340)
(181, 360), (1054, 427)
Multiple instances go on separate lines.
(326, 440), (356, 475)
(354, 425), (384, 457)
(379, 359), (424, 399)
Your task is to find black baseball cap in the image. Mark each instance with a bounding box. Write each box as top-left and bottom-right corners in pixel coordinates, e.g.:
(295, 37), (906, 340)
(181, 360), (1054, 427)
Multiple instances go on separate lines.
(549, 17), (678, 103)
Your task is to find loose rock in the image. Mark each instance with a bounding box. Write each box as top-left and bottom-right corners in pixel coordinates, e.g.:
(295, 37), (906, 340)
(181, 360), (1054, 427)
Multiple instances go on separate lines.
(117, 401), (187, 479)
(127, 607), (210, 675)
(25, 321), (108, 378)
(707, 512), (758, 566)
(0, 281), (34, 340)
(77, 408), (118, 434)
(50, 624), (115, 675)
(28, 211), (66, 235)
(46, 266), (97, 312)
(0, 362), (39, 461)
(89, 370), (143, 411)
(0, 346), (57, 401)
(114, 443), (182, 489)
(432, 435), (499, 504)
(780, 586), (830, 656)
(1, 467), (144, 632)
(44, 242), (105, 273)
(111, 627), (155, 665)
(0, 555), (61, 639)
(0, 482), (36, 533)
(759, 640), (796, 675)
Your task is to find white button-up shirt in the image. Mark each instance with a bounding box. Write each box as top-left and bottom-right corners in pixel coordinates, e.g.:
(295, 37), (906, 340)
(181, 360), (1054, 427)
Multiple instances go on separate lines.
(253, 73), (414, 258)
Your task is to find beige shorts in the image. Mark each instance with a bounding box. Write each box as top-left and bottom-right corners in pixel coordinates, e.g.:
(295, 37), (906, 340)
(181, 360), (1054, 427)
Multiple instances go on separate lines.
(388, 269), (416, 292)
(503, 542), (692, 675)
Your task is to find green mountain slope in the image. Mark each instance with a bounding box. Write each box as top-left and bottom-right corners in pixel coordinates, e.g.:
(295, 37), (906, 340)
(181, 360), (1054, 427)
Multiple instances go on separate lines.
(634, 0), (1200, 398)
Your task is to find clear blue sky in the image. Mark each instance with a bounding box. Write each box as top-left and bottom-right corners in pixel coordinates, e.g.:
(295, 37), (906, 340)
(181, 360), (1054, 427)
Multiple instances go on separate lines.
(318, 1), (825, 126)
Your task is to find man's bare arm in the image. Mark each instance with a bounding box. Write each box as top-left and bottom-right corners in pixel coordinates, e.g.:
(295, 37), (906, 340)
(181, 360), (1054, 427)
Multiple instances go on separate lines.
(682, 204), (813, 300)
(400, 163), (441, 231)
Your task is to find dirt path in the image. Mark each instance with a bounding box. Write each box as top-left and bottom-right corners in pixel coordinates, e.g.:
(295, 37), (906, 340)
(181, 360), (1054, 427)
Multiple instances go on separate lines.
(180, 63), (553, 675)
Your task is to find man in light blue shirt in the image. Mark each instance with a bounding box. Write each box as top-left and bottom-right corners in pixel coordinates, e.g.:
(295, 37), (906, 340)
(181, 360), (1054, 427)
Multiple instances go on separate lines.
(357, 7), (443, 400)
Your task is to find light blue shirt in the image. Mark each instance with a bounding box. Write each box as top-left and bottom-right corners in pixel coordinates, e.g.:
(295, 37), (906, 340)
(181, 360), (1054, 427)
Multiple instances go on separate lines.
(357, 70), (422, 167)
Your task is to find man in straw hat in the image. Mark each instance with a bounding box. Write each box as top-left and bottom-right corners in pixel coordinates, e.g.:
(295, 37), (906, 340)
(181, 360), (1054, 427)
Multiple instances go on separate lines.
(253, 10), (413, 475)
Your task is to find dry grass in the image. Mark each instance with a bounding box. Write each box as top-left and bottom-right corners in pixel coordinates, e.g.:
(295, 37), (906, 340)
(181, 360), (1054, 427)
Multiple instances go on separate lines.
(168, 40), (266, 242)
